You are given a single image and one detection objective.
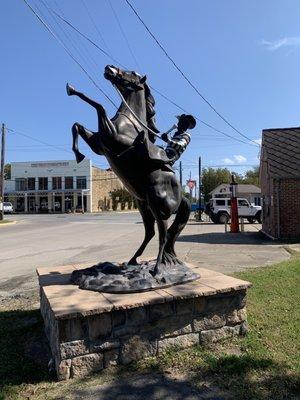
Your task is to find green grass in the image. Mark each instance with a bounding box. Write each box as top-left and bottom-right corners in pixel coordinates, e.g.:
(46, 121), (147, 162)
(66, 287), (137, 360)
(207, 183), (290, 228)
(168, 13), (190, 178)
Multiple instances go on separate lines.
(1, 254), (299, 399)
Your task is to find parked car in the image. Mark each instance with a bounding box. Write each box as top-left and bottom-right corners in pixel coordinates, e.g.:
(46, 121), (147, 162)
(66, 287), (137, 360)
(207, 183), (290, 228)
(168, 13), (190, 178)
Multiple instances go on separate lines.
(206, 198), (262, 224)
(0, 202), (14, 214)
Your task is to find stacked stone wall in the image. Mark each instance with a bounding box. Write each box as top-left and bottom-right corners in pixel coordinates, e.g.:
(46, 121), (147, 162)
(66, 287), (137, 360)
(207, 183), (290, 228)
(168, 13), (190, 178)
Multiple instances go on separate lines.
(41, 289), (248, 380)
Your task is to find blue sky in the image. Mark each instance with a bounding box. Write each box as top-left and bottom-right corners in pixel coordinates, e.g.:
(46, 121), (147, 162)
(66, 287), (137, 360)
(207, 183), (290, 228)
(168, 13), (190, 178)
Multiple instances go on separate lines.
(1, 0), (300, 183)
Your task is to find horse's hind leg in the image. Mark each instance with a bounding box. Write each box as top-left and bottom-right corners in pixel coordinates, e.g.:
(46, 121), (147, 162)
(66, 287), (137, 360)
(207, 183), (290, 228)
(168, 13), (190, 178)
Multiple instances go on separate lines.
(163, 196), (190, 263)
(153, 218), (168, 275)
(128, 200), (155, 265)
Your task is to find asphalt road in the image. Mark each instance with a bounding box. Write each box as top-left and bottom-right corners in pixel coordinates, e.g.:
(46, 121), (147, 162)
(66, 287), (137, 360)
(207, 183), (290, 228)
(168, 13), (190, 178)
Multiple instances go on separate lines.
(0, 212), (289, 296)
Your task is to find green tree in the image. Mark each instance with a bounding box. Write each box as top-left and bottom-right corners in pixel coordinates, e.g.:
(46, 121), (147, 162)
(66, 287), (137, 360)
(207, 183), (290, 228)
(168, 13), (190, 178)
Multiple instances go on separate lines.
(110, 188), (136, 210)
(4, 164), (11, 180)
(241, 166), (259, 186)
(202, 168), (234, 201)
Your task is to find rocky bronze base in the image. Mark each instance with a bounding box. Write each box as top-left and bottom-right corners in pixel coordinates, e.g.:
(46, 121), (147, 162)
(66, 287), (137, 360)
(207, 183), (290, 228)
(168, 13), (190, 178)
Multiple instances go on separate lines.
(71, 261), (200, 293)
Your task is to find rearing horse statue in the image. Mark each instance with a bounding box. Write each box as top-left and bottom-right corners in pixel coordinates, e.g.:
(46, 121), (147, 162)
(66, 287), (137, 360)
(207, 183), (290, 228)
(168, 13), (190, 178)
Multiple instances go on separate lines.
(68, 65), (191, 278)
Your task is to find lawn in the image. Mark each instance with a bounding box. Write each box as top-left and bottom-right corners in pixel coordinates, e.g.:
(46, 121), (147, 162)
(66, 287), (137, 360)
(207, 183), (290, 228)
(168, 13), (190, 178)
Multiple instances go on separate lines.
(1, 253), (299, 399)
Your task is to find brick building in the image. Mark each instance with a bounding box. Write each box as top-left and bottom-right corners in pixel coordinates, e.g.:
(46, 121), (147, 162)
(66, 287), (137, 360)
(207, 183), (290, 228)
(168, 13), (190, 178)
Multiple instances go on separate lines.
(260, 127), (300, 239)
(4, 159), (123, 213)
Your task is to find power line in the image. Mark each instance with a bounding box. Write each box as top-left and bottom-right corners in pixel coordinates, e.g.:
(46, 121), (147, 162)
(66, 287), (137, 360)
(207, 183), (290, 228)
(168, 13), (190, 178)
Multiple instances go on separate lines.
(80, 0), (111, 52)
(107, 0), (141, 71)
(7, 127), (74, 154)
(125, 0), (259, 147)
(49, 6), (256, 147)
(22, 0), (117, 108)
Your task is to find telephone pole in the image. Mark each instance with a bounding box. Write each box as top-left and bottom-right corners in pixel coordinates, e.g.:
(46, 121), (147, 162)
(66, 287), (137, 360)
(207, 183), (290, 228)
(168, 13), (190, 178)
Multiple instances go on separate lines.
(0, 123), (6, 221)
(198, 156), (202, 218)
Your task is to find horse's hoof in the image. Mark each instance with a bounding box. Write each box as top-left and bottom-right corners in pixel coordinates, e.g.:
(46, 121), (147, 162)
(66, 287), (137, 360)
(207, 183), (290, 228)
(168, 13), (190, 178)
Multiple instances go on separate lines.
(128, 258), (139, 266)
(75, 152), (85, 163)
(66, 83), (75, 96)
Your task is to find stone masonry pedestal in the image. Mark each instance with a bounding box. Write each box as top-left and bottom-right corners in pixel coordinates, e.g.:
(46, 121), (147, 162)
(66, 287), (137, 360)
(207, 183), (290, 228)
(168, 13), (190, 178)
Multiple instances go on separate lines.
(37, 263), (251, 380)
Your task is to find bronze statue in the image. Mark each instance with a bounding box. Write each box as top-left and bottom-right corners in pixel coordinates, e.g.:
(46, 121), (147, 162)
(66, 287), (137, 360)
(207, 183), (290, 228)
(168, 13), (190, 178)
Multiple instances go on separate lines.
(68, 65), (199, 293)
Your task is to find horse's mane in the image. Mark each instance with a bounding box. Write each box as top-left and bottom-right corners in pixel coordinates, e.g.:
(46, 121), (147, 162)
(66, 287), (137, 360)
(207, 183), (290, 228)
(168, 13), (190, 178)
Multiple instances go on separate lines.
(144, 83), (159, 143)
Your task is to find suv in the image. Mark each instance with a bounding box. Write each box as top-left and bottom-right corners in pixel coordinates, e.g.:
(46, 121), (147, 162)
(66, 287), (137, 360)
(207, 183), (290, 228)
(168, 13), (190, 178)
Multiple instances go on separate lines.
(206, 198), (261, 224)
(0, 202), (14, 214)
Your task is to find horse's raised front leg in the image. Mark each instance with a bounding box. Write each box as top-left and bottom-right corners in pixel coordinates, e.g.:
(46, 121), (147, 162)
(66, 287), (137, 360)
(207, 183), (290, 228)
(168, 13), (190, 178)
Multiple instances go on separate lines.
(128, 200), (155, 265)
(67, 83), (105, 113)
(72, 123), (103, 163)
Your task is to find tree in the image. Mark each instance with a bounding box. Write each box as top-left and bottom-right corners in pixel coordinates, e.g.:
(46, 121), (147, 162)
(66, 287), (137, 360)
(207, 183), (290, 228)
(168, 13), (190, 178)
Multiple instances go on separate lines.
(202, 168), (233, 201)
(241, 166), (259, 186)
(110, 188), (136, 210)
(4, 164), (11, 180)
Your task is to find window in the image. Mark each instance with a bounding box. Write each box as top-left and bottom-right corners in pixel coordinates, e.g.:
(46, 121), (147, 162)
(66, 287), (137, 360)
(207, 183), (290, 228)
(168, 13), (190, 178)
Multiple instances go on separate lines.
(52, 177), (62, 190)
(65, 176), (73, 189)
(238, 199), (249, 207)
(76, 176), (87, 189)
(15, 178), (26, 191)
(38, 177), (48, 190)
(254, 197), (261, 206)
(216, 200), (225, 206)
(27, 178), (35, 190)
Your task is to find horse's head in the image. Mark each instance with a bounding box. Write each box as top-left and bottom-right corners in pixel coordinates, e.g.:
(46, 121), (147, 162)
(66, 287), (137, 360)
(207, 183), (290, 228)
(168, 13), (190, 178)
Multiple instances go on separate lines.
(104, 65), (147, 94)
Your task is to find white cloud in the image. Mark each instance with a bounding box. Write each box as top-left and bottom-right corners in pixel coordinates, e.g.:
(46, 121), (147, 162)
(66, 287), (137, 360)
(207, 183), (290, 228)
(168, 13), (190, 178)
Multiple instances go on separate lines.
(234, 155), (247, 163)
(222, 158), (234, 165)
(252, 138), (262, 146)
(221, 155), (247, 165)
(262, 36), (300, 51)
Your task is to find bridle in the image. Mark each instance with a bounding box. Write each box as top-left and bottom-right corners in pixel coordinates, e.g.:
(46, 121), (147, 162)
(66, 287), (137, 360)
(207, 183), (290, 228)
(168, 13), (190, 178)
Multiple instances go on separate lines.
(113, 82), (177, 139)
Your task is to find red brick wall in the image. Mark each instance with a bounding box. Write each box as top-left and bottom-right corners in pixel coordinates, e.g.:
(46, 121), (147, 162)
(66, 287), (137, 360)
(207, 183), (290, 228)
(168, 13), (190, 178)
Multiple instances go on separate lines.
(279, 178), (300, 239)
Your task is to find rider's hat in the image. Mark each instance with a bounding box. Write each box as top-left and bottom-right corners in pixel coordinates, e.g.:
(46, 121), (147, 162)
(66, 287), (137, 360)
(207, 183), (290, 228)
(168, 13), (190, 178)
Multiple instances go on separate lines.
(176, 114), (196, 130)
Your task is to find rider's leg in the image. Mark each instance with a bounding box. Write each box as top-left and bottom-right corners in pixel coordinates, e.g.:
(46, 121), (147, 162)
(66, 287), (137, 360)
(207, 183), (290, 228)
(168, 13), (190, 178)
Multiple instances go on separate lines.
(128, 201), (155, 265)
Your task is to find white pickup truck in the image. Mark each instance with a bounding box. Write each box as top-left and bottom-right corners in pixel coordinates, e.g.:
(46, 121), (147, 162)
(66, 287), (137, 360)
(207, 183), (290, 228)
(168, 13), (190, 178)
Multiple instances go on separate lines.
(206, 198), (262, 224)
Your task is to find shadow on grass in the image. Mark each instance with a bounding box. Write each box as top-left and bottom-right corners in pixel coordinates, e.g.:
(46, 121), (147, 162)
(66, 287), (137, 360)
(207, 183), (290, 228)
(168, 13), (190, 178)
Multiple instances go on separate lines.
(67, 351), (299, 400)
(0, 308), (51, 388)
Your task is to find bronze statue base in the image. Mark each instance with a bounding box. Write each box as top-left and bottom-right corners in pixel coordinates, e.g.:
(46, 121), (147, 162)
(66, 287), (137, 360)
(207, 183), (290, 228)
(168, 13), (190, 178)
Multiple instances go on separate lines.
(71, 261), (200, 293)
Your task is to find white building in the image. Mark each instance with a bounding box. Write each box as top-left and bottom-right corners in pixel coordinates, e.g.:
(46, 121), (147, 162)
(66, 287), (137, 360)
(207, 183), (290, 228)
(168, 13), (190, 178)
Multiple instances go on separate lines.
(4, 159), (122, 213)
(209, 184), (262, 206)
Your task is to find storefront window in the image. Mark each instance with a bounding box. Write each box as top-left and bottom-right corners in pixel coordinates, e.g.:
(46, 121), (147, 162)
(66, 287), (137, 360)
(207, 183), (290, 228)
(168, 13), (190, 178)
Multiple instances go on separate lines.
(15, 178), (26, 191)
(65, 176), (73, 189)
(38, 177), (48, 190)
(76, 176), (87, 189)
(27, 178), (35, 190)
(52, 177), (62, 190)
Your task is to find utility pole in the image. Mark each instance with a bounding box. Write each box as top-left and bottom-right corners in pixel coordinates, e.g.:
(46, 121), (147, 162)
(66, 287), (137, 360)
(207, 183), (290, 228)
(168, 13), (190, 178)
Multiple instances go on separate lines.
(198, 156), (202, 220)
(0, 123), (6, 221)
(179, 161), (182, 186)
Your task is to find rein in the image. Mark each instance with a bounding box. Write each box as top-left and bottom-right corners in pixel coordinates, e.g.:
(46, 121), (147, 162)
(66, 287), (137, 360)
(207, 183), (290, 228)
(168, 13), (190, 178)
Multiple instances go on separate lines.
(113, 84), (177, 138)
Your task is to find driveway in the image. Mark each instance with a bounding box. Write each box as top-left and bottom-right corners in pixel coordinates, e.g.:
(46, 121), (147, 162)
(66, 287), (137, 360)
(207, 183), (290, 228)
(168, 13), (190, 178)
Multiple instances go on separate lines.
(0, 212), (289, 297)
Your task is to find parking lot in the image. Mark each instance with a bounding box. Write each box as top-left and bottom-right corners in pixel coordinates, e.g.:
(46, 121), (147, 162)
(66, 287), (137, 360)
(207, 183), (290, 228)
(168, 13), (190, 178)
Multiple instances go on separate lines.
(0, 212), (290, 297)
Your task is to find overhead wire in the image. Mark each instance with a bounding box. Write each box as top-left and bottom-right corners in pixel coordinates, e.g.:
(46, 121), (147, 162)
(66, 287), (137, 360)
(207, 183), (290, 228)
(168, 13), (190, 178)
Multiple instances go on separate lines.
(48, 6), (257, 147)
(107, 0), (141, 71)
(22, 0), (117, 108)
(124, 0), (260, 147)
(80, 0), (111, 53)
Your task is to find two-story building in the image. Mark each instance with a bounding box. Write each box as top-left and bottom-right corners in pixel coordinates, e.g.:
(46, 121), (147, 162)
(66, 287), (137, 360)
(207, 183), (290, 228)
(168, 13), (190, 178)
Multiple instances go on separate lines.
(4, 159), (122, 213)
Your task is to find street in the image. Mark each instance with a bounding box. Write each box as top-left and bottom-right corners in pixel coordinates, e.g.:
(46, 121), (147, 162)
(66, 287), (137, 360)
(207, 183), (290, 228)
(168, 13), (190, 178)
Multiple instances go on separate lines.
(0, 212), (289, 297)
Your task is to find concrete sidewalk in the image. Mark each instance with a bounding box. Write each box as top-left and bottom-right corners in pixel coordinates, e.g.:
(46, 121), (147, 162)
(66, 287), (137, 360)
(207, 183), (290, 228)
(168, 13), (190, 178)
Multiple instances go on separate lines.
(0, 214), (290, 298)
